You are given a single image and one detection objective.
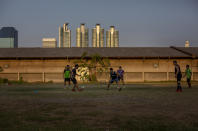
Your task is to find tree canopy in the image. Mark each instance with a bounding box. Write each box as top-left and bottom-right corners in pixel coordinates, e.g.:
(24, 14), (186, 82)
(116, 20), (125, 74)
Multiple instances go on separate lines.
(74, 52), (110, 82)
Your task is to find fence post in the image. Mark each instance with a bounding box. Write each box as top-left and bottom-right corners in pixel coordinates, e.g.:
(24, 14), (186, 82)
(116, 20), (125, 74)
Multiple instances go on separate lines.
(167, 72), (169, 81)
(17, 72), (20, 81)
(142, 72), (145, 82)
(42, 72), (45, 83)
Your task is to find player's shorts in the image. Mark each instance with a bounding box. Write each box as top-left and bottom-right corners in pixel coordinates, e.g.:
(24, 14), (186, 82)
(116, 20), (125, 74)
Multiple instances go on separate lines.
(177, 73), (182, 82)
(109, 78), (118, 84)
(118, 76), (124, 81)
(64, 78), (70, 82)
(187, 78), (191, 83)
(71, 78), (77, 84)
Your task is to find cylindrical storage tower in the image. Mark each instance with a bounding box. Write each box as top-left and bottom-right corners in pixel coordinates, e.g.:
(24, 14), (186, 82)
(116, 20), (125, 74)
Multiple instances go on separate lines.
(114, 30), (119, 47)
(106, 31), (111, 47)
(100, 28), (104, 47)
(76, 28), (81, 47)
(59, 26), (63, 48)
(92, 28), (96, 47)
(85, 28), (89, 47)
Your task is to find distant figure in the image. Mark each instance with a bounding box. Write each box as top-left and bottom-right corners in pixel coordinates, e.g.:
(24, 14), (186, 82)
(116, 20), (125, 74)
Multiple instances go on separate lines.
(63, 65), (71, 88)
(107, 68), (121, 91)
(184, 65), (192, 88)
(117, 66), (125, 85)
(71, 64), (82, 92)
(173, 61), (182, 92)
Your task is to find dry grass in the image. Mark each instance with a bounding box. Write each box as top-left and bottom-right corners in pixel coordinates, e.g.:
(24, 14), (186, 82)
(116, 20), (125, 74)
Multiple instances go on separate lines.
(0, 83), (198, 131)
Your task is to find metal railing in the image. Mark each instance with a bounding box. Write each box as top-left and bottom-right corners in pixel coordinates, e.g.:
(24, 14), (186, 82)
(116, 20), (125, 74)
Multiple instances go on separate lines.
(0, 71), (198, 83)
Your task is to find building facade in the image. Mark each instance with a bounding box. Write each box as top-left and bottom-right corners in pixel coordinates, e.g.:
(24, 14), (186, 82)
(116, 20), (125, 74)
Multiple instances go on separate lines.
(0, 47), (198, 83)
(92, 24), (104, 47)
(106, 26), (119, 47)
(76, 23), (89, 47)
(59, 23), (71, 48)
(0, 38), (14, 48)
(0, 27), (18, 48)
(42, 38), (57, 48)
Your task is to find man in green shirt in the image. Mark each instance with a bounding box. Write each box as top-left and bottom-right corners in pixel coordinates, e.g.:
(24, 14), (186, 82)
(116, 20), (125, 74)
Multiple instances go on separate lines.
(63, 65), (71, 88)
(184, 65), (192, 88)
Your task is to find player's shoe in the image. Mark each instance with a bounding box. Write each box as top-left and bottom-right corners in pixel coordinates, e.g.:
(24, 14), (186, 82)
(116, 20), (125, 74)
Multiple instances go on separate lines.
(72, 88), (76, 92)
(118, 87), (122, 91)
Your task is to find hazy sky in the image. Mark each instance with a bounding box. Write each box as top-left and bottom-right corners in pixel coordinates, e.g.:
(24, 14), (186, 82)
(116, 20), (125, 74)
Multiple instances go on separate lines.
(0, 0), (198, 47)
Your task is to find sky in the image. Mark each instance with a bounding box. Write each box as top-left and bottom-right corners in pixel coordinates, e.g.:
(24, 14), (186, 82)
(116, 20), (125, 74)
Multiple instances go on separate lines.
(0, 0), (198, 47)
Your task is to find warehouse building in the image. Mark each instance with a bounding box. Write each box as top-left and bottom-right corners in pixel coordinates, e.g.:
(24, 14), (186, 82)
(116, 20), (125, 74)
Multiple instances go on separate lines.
(0, 47), (197, 83)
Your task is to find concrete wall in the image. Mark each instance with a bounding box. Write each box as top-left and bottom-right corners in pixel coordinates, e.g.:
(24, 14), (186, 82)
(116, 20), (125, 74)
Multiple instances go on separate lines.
(0, 59), (197, 83)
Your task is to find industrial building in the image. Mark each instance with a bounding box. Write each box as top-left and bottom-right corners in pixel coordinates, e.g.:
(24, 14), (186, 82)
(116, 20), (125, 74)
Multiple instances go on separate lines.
(76, 23), (89, 47)
(92, 24), (104, 47)
(106, 26), (119, 47)
(42, 38), (57, 48)
(0, 27), (18, 48)
(59, 23), (71, 48)
(0, 47), (197, 83)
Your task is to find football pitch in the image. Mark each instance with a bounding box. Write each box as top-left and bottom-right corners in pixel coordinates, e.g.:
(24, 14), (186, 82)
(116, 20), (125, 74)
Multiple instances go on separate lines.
(0, 83), (198, 131)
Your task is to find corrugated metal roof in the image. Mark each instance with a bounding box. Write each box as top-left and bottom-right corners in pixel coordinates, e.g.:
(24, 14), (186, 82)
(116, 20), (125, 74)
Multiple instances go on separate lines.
(0, 47), (193, 59)
(172, 47), (198, 57)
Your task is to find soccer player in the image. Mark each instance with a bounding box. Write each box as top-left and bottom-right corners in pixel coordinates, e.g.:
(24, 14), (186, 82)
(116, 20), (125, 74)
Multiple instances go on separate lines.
(71, 64), (82, 92)
(63, 65), (71, 88)
(173, 61), (182, 92)
(117, 66), (125, 85)
(184, 65), (192, 88)
(107, 68), (121, 91)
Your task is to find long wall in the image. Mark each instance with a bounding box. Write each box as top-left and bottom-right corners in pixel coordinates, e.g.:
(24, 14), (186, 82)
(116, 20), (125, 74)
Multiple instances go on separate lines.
(0, 59), (198, 83)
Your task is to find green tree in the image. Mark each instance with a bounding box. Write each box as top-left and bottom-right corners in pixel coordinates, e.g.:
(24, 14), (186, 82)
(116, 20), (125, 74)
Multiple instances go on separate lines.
(74, 52), (110, 82)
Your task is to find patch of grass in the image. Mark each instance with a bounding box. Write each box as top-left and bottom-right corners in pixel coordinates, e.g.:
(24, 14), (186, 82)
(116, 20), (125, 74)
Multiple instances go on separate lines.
(0, 111), (20, 128)
(119, 117), (198, 131)
(0, 83), (198, 130)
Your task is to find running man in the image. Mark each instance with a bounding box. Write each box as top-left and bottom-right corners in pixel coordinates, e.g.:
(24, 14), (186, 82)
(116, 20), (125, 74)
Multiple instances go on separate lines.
(117, 66), (125, 85)
(107, 68), (121, 91)
(173, 61), (182, 92)
(63, 65), (71, 88)
(184, 65), (192, 88)
(71, 64), (82, 92)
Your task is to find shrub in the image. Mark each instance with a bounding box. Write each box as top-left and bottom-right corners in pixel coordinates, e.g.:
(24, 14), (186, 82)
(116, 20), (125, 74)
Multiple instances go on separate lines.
(18, 77), (24, 84)
(47, 80), (53, 83)
(0, 78), (9, 84)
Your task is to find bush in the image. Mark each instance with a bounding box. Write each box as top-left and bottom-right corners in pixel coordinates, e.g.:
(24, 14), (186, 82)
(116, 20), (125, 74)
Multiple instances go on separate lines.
(18, 77), (23, 84)
(3, 78), (8, 83)
(0, 78), (9, 84)
(0, 78), (3, 83)
(47, 80), (53, 83)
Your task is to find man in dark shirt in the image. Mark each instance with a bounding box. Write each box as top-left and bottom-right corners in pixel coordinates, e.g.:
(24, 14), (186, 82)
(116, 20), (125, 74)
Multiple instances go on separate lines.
(71, 64), (82, 92)
(173, 61), (182, 92)
(107, 68), (121, 91)
(117, 66), (125, 85)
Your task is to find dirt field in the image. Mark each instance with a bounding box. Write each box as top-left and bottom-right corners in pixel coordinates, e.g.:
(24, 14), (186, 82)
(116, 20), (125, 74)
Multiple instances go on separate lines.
(0, 83), (198, 131)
